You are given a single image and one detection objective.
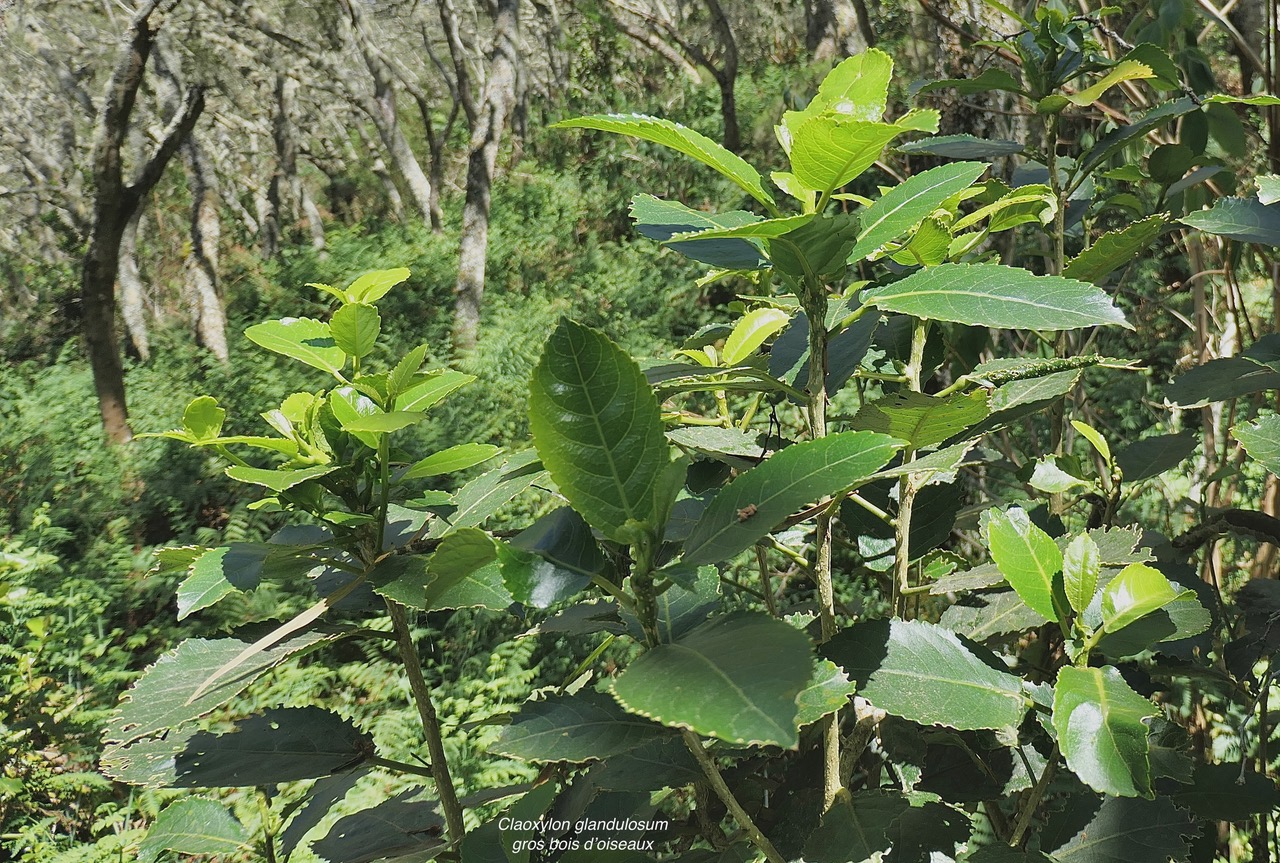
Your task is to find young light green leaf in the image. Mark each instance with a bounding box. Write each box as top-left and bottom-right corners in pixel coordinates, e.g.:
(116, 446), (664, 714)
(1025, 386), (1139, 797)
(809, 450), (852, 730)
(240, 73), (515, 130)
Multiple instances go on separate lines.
(1053, 665), (1156, 797)
(683, 431), (901, 565)
(329, 302), (381, 360)
(1072, 419), (1113, 464)
(529, 319), (669, 542)
(401, 443), (501, 480)
(986, 506), (1063, 621)
(345, 267), (410, 304)
(177, 544), (272, 620)
(861, 263), (1131, 331)
(823, 619), (1026, 730)
(224, 464), (336, 492)
(244, 317), (346, 375)
(1235, 415), (1280, 475)
(138, 798), (250, 863)
(1063, 533), (1100, 614)
(1066, 60), (1154, 106)
(182, 396), (225, 441)
(849, 161), (987, 263)
(396, 369), (476, 412)
(493, 690), (667, 763)
(555, 114), (773, 207)
(721, 308), (791, 365)
(1258, 175), (1280, 205)
(1100, 562), (1185, 633)
(803, 49), (893, 121)
(788, 117), (906, 193)
(611, 611), (813, 748)
(795, 659), (857, 727)
(388, 344), (430, 398)
(340, 410), (428, 434)
(851, 390), (989, 448)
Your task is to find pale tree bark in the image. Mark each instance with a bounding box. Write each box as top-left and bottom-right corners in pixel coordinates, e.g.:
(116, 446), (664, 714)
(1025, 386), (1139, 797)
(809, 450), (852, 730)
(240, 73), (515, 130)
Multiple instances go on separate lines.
(445, 0), (523, 352)
(183, 138), (229, 363)
(806, 0), (873, 60)
(118, 210), (151, 361)
(83, 0), (205, 444)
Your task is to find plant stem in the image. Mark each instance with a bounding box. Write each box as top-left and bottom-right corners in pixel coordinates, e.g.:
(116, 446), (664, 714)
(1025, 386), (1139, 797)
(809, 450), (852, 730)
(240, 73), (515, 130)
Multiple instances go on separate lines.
(369, 755), (441, 780)
(892, 318), (928, 617)
(682, 730), (786, 863)
(385, 599), (466, 845)
(1009, 744), (1059, 848)
(802, 281), (842, 811)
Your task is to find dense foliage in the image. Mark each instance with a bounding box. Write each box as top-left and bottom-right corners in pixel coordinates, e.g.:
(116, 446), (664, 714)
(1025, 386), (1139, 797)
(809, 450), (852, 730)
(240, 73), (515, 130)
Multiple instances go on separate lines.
(8, 1), (1280, 862)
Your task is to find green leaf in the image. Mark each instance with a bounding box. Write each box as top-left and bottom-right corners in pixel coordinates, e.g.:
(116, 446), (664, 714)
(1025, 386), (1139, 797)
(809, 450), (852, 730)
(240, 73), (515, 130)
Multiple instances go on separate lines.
(862, 263), (1130, 330)
(329, 303), (381, 360)
(1099, 562), (1187, 633)
(493, 690), (667, 763)
(916, 68), (1024, 96)
(182, 396), (225, 441)
(823, 619), (1026, 730)
(1182, 196), (1280, 245)
(396, 369), (475, 412)
(796, 659), (857, 727)
(103, 630), (337, 748)
(388, 344), (430, 398)
(494, 540), (590, 609)
(138, 798), (249, 863)
(441, 450), (542, 532)
(346, 267), (410, 304)
(670, 213), (814, 240)
(803, 49), (894, 121)
(897, 135), (1023, 159)
(374, 528), (514, 611)
(667, 426), (763, 464)
(851, 390), (989, 448)
(789, 117), (906, 193)
(530, 319), (670, 542)
(177, 544), (271, 620)
(611, 611), (813, 747)
(1115, 432), (1197, 481)
(171, 707), (372, 787)
(1063, 215), (1167, 283)
(555, 114), (773, 207)
(682, 431), (901, 565)
(510, 506), (606, 579)
(849, 162), (987, 263)
(401, 443), (500, 480)
(721, 308), (791, 365)
(225, 464), (336, 492)
(313, 795), (445, 863)
(1067, 60), (1154, 106)
(1063, 533), (1100, 614)
(1072, 419), (1112, 464)
(1172, 764), (1280, 820)
(592, 737), (702, 791)
(629, 194), (766, 270)
(1045, 796), (1193, 863)
(1053, 665), (1156, 797)
(1166, 357), (1280, 407)
(986, 506), (1063, 621)
(1235, 414), (1280, 475)
(1080, 98), (1197, 176)
(340, 410), (427, 434)
(802, 790), (907, 862)
(1258, 174), (1280, 205)
(768, 212), (861, 277)
(939, 590), (1048, 642)
(245, 317), (345, 375)
(279, 769), (369, 858)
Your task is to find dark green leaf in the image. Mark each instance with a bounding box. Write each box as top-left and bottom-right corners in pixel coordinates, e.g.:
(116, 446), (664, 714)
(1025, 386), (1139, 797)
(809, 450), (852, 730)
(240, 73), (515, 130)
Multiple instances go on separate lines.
(915, 69), (1024, 96)
(177, 544), (272, 620)
(495, 540), (590, 609)
(1115, 432), (1197, 481)
(169, 707), (372, 786)
(493, 690), (666, 763)
(1053, 665), (1156, 797)
(1235, 415), (1280, 475)
(555, 114), (773, 207)
(313, 793), (446, 863)
(1166, 357), (1280, 407)
(280, 768), (370, 857)
(1080, 98), (1197, 176)
(1182, 196), (1280, 245)
(611, 611), (813, 747)
(245, 317), (345, 375)
(1172, 764), (1280, 820)
(986, 506), (1062, 621)
(330, 303), (381, 359)
(591, 737), (702, 791)
(683, 431), (901, 565)
(861, 264), (1130, 331)
(802, 790), (906, 862)
(530, 319), (670, 542)
(138, 798), (249, 863)
(628, 195), (766, 270)
(897, 135), (1023, 158)
(939, 590), (1047, 642)
(1063, 215), (1167, 283)
(849, 162), (988, 263)
(1045, 796), (1193, 863)
(824, 619), (1025, 730)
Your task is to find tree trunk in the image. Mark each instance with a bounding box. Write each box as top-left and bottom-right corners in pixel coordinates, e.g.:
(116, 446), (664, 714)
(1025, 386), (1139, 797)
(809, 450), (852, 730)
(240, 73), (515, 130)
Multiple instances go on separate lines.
(184, 139), (228, 363)
(702, 0), (740, 153)
(83, 0), (204, 444)
(118, 210), (151, 361)
(451, 0), (521, 352)
(806, 0), (873, 60)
